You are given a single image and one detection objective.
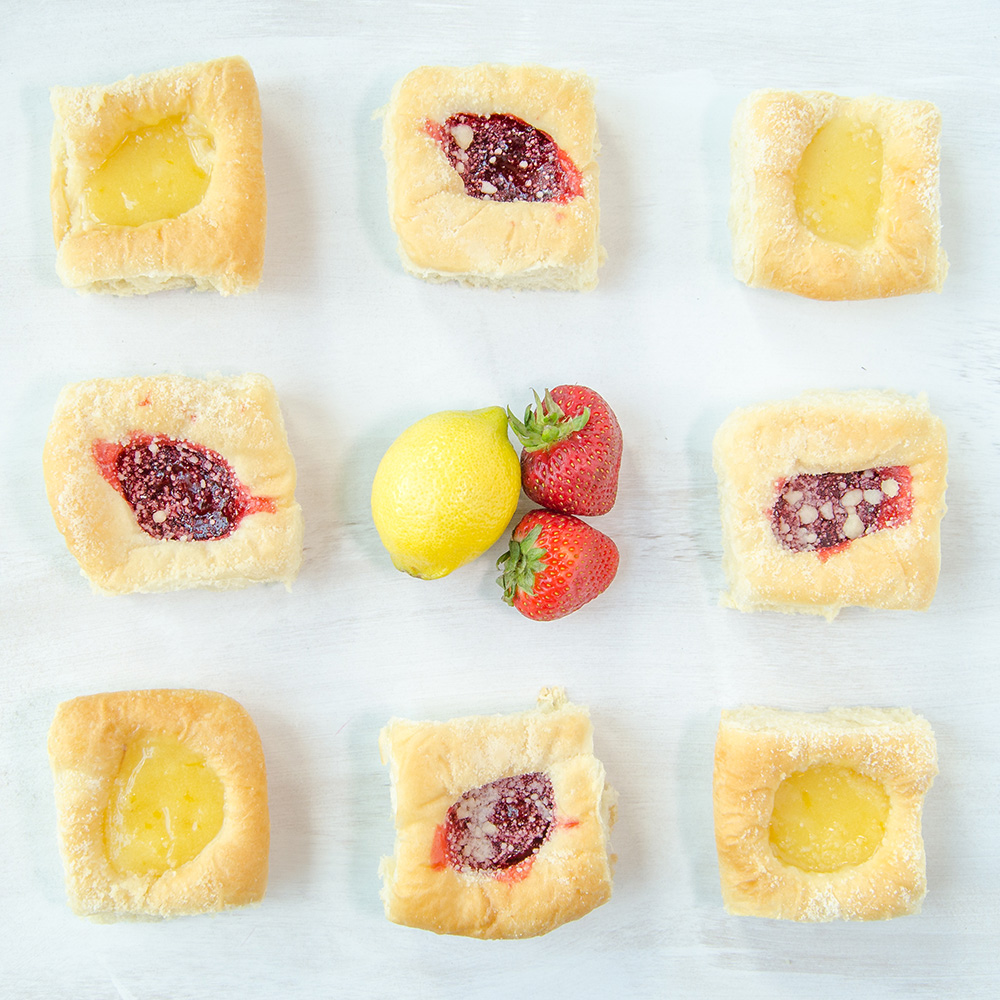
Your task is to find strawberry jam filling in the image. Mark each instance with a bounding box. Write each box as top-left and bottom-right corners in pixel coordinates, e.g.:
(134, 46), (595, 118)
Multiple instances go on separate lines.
(440, 772), (555, 875)
(771, 466), (913, 559)
(426, 113), (583, 203)
(92, 434), (274, 541)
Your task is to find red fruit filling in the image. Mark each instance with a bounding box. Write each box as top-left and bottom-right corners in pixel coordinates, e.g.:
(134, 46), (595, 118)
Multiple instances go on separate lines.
(771, 466), (913, 559)
(441, 772), (555, 875)
(426, 113), (583, 203)
(92, 434), (274, 541)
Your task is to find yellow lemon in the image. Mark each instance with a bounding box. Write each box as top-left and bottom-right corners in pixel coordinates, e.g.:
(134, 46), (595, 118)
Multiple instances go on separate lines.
(371, 406), (521, 579)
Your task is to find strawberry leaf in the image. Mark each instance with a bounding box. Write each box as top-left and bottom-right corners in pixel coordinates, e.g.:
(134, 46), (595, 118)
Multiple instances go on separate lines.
(507, 389), (590, 453)
(496, 525), (548, 605)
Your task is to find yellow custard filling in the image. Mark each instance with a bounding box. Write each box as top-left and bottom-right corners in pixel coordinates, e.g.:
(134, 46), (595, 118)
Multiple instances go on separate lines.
(83, 115), (215, 227)
(769, 763), (890, 872)
(105, 733), (224, 876)
(794, 117), (884, 247)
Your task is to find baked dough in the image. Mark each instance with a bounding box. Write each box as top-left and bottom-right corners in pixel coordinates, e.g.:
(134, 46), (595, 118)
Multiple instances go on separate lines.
(51, 56), (265, 295)
(713, 706), (937, 921)
(730, 90), (947, 299)
(713, 389), (947, 618)
(49, 689), (269, 920)
(381, 64), (604, 290)
(43, 374), (303, 593)
(379, 687), (617, 938)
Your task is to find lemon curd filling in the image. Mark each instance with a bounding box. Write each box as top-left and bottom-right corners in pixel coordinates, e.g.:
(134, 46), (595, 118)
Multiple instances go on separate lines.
(83, 115), (215, 227)
(105, 734), (225, 876)
(769, 763), (890, 872)
(793, 117), (884, 248)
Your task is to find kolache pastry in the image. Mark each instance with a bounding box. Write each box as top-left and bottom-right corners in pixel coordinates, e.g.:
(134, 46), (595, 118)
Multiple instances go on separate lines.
(713, 706), (938, 921)
(380, 63), (604, 290)
(378, 687), (617, 938)
(50, 56), (265, 295)
(43, 374), (303, 594)
(730, 89), (947, 299)
(48, 689), (269, 920)
(713, 389), (947, 618)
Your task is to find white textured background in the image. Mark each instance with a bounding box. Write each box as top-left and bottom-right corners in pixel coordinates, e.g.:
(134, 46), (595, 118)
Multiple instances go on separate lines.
(2, 1), (998, 997)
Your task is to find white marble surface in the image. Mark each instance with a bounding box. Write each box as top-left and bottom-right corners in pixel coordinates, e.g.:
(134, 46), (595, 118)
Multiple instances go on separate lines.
(2, 1), (998, 997)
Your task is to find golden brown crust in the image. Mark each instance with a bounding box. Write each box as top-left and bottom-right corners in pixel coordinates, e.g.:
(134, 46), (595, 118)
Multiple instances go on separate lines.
(48, 689), (269, 920)
(713, 389), (948, 618)
(381, 64), (604, 290)
(50, 56), (265, 295)
(730, 90), (947, 299)
(378, 687), (616, 938)
(43, 374), (303, 594)
(713, 706), (937, 921)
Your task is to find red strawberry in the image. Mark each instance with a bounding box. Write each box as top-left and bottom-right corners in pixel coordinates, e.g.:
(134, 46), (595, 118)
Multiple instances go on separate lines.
(508, 386), (622, 516)
(497, 509), (619, 621)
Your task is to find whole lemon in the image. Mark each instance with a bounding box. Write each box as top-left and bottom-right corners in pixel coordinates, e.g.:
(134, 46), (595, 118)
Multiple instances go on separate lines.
(371, 407), (521, 580)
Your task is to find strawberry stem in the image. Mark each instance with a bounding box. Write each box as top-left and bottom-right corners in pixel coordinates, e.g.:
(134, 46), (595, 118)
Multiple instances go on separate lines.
(496, 525), (548, 605)
(507, 389), (590, 453)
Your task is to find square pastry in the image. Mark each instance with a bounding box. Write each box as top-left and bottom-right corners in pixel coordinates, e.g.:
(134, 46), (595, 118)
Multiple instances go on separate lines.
(730, 90), (947, 299)
(49, 689), (269, 920)
(713, 389), (947, 618)
(381, 63), (603, 290)
(379, 687), (617, 938)
(50, 56), (265, 294)
(43, 374), (304, 594)
(713, 706), (937, 921)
